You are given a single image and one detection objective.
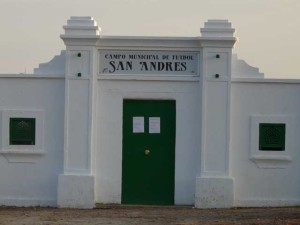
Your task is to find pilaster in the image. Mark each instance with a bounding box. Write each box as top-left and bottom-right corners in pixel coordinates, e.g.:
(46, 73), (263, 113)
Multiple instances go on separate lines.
(57, 17), (100, 208)
(195, 20), (237, 208)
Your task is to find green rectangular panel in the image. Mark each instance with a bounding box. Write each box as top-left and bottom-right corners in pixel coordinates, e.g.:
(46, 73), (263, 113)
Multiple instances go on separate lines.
(259, 123), (285, 151)
(10, 118), (35, 145)
(122, 100), (176, 205)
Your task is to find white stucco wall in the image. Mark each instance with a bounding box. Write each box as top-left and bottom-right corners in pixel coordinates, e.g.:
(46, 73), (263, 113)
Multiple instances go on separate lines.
(95, 79), (201, 205)
(231, 80), (300, 206)
(2, 16), (300, 209)
(0, 76), (65, 206)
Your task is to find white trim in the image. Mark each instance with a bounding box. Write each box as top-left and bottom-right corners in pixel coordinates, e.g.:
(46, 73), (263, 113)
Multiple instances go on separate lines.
(98, 35), (236, 42)
(250, 115), (295, 169)
(0, 150), (46, 163)
(100, 36), (200, 41)
(0, 109), (45, 163)
(232, 77), (300, 84)
(0, 74), (64, 79)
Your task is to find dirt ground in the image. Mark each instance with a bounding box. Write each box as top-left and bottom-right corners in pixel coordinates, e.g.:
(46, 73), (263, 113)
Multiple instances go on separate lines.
(0, 206), (300, 225)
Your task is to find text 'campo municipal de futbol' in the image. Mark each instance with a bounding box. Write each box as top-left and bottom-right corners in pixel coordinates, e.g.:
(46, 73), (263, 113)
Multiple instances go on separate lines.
(99, 51), (199, 75)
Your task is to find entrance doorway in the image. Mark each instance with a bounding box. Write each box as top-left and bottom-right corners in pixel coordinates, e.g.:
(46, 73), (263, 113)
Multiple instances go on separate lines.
(122, 100), (176, 205)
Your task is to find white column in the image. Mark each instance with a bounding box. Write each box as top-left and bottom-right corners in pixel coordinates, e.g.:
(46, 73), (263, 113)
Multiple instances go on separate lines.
(195, 20), (237, 208)
(57, 17), (100, 208)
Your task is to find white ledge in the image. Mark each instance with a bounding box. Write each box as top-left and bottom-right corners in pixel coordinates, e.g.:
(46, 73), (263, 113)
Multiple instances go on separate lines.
(99, 35), (236, 42)
(0, 150), (46, 163)
(232, 78), (300, 84)
(0, 149), (46, 154)
(100, 35), (200, 41)
(250, 155), (292, 169)
(0, 74), (65, 79)
(251, 154), (292, 161)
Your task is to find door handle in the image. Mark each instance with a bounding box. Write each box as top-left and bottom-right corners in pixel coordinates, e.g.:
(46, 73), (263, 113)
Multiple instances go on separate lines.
(144, 149), (150, 155)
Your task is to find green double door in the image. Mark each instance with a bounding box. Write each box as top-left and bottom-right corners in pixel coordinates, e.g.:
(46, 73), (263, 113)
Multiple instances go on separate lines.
(122, 100), (176, 205)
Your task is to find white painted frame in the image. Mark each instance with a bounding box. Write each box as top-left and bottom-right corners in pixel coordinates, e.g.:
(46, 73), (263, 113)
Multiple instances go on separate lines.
(0, 109), (45, 163)
(250, 115), (294, 168)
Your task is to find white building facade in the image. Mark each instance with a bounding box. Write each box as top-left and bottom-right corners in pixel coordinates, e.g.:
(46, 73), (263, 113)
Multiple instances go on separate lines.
(0, 17), (299, 208)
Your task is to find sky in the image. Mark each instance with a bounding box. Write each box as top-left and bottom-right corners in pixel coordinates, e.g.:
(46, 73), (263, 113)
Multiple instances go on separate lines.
(0, 0), (299, 78)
